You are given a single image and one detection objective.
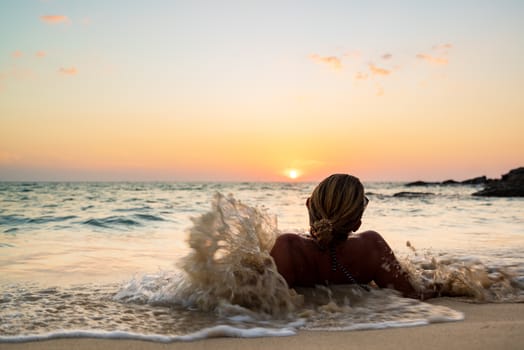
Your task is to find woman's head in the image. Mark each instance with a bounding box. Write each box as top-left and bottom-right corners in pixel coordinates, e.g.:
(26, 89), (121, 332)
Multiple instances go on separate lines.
(307, 174), (367, 248)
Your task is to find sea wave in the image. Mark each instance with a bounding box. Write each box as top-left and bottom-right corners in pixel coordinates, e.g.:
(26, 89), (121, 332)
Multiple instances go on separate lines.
(133, 213), (165, 221)
(28, 215), (78, 224)
(0, 214), (78, 225)
(82, 216), (142, 229)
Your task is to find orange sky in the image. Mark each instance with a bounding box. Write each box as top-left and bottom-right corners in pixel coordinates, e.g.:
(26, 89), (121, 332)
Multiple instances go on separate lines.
(1, 1), (523, 181)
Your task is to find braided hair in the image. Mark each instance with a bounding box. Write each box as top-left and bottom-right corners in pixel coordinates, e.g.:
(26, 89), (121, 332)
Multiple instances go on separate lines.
(308, 174), (366, 249)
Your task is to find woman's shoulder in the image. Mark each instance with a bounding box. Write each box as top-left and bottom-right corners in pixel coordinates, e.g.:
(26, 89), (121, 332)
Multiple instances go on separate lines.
(274, 231), (385, 249)
(273, 232), (316, 248)
(354, 230), (383, 239)
(272, 233), (325, 261)
(348, 230), (384, 246)
(342, 230), (388, 259)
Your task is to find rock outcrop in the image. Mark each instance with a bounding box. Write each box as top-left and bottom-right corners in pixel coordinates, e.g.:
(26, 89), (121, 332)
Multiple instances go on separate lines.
(393, 191), (435, 198)
(461, 176), (488, 185)
(472, 167), (524, 197)
(406, 176), (488, 187)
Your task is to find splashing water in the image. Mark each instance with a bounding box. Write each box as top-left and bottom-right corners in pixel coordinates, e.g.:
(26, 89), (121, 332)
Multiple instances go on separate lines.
(401, 241), (524, 303)
(113, 193), (466, 334)
(166, 192), (301, 317)
(115, 193), (301, 317)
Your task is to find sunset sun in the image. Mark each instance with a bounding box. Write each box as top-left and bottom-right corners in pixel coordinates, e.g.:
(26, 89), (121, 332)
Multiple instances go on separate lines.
(287, 169), (300, 180)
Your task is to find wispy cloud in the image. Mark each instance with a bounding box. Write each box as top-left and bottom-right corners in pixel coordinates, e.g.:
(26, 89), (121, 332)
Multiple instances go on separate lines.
(417, 43), (452, 65)
(369, 63), (391, 76)
(308, 43), (451, 97)
(12, 50), (23, 58)
(59, 67), (78, 75)
(309, 54), (343, 71)
(40, 15), (70, 24)
(416, 54), (448, 65)
(36, 51), (46, 58)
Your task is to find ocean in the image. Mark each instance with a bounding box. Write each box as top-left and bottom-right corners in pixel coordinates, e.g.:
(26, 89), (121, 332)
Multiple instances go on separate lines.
(1, 181), (523, 342)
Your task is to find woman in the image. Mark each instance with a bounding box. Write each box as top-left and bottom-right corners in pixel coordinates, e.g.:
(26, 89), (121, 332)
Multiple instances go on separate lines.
(270, 174), (435, 300)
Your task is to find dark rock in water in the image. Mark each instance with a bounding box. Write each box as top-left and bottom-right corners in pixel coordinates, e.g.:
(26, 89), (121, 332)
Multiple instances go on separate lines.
(461, 176), (488, 185)
(442, 179), (459, 185)
(407, 175), (489, 187)
(405, 181), (439, 187)
(472, 167), (524, 197)
(393, 191), (435, 198)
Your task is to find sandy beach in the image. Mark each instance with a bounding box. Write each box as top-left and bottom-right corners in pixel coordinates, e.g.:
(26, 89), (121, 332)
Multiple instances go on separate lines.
(2, 299), (522, 350)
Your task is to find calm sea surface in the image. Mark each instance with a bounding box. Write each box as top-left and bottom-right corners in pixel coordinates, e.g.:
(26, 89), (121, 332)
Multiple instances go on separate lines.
(1, 182), (523, 341)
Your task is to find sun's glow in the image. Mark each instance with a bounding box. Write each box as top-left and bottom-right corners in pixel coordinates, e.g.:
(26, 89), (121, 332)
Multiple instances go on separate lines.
(288, 169), (299, 179)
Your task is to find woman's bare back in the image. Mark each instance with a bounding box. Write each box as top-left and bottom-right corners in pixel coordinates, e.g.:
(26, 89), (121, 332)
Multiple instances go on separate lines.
(270, 231), (429, 299)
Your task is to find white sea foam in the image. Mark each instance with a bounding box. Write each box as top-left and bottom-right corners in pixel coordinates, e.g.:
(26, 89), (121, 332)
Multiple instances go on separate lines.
(0, 325), (296, 343)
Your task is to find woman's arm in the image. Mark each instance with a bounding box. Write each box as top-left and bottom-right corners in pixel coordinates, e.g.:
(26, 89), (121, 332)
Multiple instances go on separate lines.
(362, 231), (436, 300)
(270, 234), (299, 287)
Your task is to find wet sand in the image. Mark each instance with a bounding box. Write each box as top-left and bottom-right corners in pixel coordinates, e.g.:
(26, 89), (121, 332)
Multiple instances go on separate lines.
(2, 299), (523, 350)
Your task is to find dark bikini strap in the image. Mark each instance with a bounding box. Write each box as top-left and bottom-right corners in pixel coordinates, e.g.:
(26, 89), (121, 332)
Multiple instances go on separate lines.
(329, 246), (370, 292)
